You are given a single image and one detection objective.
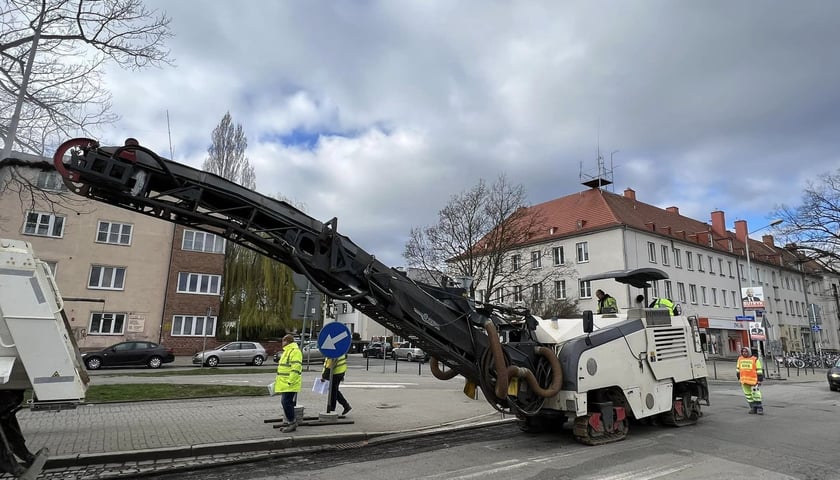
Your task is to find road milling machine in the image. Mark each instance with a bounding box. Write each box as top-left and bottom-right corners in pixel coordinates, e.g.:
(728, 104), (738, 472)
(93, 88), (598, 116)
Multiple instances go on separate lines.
(0, 239), (88, 479)
(0, 138), (709, 479)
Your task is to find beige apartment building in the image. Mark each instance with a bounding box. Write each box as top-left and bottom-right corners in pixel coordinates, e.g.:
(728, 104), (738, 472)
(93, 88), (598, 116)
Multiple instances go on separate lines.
(1, 155), (175, 349)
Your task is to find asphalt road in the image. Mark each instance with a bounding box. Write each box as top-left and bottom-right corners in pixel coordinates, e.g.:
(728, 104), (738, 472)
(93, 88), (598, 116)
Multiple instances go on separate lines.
(144, 380), (840, 480)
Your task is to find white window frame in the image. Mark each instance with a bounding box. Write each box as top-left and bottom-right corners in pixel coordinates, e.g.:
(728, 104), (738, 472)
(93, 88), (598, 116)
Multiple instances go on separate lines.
(554, 280), (567, 299)
(530, 251), (542, 269)
(88, 265), (126, 290)
(708, 255), (714, 274)
(513, 285), (523, 303)
(177, 272), (222, 295)
(37, 171), (68, 191)
(511, 254), (521, 272)
(552, 246), (565, 266)
(182, 229), (226, 254)
(89, 312), (126, 335)
(697, 254), (705, 272)
(171, 315), (217, 337)
(579, 280), (592, 298)
(661, 245), (669, 266)
(96, 221), (133, 245)
(686, 251), (694, 270)
(701, 286), (708, 305)
(689, 284), (698, 304)
(531, 283), (544, 301)
(648, 242), (657, 263)
(674, 248), (682, 268)
(576, 242), (589, 263)
(677, 282), (686, 303)
(664, 280), (672, 299)
(23, 211), (65, 238)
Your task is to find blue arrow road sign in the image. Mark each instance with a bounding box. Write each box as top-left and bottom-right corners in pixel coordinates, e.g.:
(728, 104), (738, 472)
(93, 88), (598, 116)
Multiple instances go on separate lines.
(813, 325), (821, 332)
(318, 322), (352, 358)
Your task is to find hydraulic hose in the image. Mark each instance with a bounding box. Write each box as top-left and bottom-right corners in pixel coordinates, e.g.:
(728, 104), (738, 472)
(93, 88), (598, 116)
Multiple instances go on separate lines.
(484, 321), (563, 400)
(429, 357), (460, 380)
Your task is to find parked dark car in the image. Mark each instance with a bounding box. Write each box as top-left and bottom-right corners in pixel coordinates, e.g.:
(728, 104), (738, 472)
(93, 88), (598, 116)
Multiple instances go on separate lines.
(362, 342), (393, 359)
(828, 358), (840, 391)
(82, 341), (175, 370)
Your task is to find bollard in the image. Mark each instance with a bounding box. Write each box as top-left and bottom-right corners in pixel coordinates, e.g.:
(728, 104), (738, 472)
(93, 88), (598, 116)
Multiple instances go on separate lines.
(365, 356), (370, 371)
(713, 359), (717, 380)
(418, 359), (422, 376)
(394, 356), (398, 373)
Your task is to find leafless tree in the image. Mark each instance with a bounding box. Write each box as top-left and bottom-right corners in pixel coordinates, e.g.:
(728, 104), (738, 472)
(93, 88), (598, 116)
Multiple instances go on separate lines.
(0, 0), (173, 158)
(771, 168), (840, 274)
(202, 112), (297, 339)
(405, 174), (572, 303)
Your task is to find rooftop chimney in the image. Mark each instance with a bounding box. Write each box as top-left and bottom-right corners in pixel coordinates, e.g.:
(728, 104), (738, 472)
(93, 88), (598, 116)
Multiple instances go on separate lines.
(624, 188), (636, 201)
(762, 234), (775, 247)
(665, 206), (680, 214)
(734, 220), (747, 244)
(711, 211), (726, 236)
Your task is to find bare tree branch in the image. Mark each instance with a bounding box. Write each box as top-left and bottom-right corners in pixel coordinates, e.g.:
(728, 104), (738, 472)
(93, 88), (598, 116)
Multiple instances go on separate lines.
(772, 168), (840, 274)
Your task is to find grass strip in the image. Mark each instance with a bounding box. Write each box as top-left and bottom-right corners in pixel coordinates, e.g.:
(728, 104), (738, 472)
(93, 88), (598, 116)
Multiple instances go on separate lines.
(82, 383), (268, 403)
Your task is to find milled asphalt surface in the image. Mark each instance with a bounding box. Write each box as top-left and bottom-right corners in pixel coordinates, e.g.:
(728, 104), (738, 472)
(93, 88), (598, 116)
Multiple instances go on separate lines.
(8, 355), (830, 479)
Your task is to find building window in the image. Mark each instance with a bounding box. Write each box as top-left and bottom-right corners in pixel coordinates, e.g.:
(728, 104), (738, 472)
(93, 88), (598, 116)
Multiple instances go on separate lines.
(664, 280), (673, 299)
(495, 288), (505, 304)
(554, 280), (566, 299)
(513, 285), (523, 303)
(731, 291), (737, 307)
(648, 242), (657, 263)
(686, 251), (693, 270)
(182, 230), (226, 254)
(23, 211), (65, 238)
(89, 312), (126, 335)
(728, 261), (734, 278)
(177, 273), (221, 295)
(531, 283), (544, 301)
(661, 245), (669, 266)
(511, 254), (521, 272)
(531, 251), (542, 269)
(172, 315), (217, 337)
(652, 282), (660, 297)
(701, 286), (708, 305)
(697, 254), (704, 272)
(711, 288), (718, 306)
(88, 265), (126, 290)
(96, 221), (133, 245)
(677, 282), (686, 303)
(576, 242), (589, 263)
(707, 255), (714, 274)
(722, 290), (728, 307)
(36, 171), (67, 191)
(689, 284), (697, 304)
(579, 280), (592, 298)
(674, 248), (682, 268)
(718, 258), (725, 276)
(552, 246), (565, 266)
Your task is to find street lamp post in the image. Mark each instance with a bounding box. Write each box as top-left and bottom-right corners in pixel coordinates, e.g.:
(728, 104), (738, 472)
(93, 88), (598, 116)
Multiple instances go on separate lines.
(743, 219), (783, 373)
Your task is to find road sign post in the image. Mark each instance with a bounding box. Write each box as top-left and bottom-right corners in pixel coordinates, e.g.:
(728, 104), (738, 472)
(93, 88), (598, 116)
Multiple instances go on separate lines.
(317, 323), (352, 421)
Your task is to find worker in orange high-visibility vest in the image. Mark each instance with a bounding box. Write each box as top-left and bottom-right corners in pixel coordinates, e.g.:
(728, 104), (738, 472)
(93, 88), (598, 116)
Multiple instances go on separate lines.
(736, 347), (765, 415)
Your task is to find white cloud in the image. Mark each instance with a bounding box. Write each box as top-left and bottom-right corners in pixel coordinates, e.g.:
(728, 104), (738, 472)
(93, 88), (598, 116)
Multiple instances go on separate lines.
(86, 0), (840, 266)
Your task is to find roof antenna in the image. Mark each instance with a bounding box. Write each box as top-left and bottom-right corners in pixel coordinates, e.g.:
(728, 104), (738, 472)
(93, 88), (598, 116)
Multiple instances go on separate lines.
(580, 120), (615, 190)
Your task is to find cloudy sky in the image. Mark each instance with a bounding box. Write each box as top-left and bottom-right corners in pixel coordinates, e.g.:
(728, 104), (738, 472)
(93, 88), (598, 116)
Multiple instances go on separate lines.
(97, 1), (840, 267)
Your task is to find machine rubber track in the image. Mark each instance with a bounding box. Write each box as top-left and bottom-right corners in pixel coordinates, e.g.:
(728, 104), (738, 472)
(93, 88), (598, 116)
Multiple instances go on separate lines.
(658, 395), (701, 427)
(572, 413), (629, 446)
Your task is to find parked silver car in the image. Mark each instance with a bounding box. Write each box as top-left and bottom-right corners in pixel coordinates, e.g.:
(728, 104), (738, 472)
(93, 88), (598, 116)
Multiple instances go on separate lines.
(273, 341), (325, 364)
(192, 341), (267, 367)
(392, 342), (428, 362)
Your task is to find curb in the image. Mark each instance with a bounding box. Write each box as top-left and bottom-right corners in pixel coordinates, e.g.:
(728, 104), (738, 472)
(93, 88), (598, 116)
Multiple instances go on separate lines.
(44, 418), (516, 470)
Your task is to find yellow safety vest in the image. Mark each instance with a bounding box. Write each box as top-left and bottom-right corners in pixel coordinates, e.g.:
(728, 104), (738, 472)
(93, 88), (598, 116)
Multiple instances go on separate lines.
(653, 298), (676, 315)
(275, 343), (302, 393)
(323, 355), (347, 376)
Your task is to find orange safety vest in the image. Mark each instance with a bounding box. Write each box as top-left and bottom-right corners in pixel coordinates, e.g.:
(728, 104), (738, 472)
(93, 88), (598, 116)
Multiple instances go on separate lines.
(736, 355), (760, 385)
